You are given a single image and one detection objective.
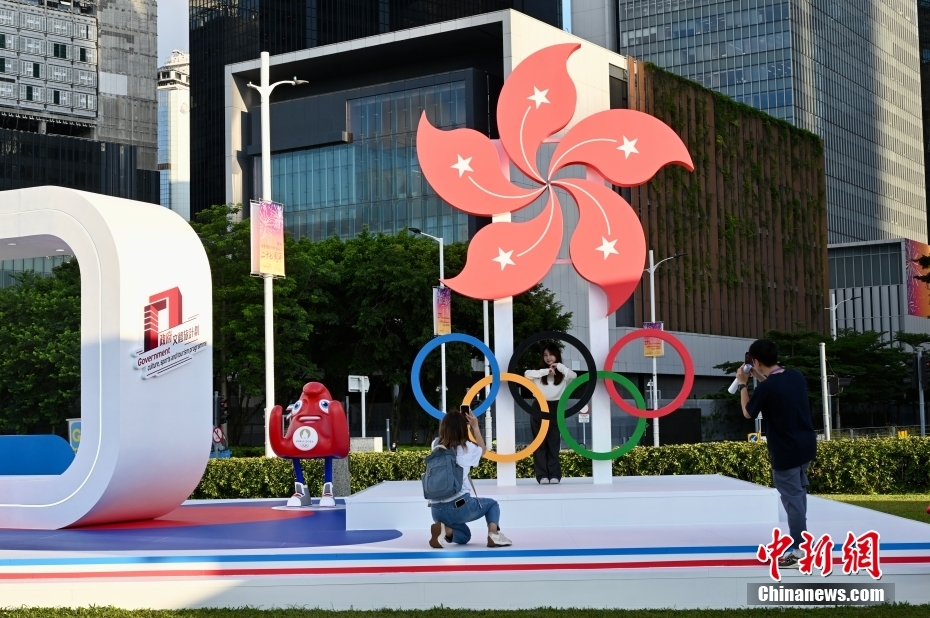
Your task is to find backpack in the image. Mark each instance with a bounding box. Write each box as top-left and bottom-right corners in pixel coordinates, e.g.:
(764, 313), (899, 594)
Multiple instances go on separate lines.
(421, 445), (464, 501)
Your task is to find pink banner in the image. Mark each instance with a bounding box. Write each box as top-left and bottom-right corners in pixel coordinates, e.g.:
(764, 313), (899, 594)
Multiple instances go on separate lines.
(250, 200), (285, 277)
(905, 239), (930, 318)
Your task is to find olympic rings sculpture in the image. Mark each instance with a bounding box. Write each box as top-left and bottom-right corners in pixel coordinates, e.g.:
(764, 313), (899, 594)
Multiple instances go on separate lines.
(411, 329), (695, 461)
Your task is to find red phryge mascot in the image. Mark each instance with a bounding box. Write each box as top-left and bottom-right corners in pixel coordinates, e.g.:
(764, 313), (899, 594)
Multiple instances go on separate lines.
(270, 382), (349, 507)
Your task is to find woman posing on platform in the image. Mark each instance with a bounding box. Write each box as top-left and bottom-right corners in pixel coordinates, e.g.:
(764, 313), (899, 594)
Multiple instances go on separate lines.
(524, 344), (576, 484)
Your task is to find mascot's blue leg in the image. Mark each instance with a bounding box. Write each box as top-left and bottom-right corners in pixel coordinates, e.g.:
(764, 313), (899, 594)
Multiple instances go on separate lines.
(292, 457), (306, 485)
(324, 457), (333, 484)
(286, 458), (312, 507)
(320, 457), (336, 507)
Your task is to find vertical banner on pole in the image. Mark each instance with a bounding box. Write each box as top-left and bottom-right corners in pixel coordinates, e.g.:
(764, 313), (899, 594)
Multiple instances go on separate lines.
(433, 287), (451, 335)
(250, 199), (285, 277)
(642, 321), (664, 357)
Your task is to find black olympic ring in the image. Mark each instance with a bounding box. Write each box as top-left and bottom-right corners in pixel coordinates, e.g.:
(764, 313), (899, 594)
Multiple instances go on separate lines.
(507, 331), (598, 421)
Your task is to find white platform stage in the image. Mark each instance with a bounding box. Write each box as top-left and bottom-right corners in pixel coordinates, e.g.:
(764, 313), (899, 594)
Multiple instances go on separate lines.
(2, 476), (929, 610)
(345, 474), (780, 531)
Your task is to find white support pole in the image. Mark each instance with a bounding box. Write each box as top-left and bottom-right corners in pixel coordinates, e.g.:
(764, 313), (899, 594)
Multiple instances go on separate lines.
(918, 348), (926, 438)
(589, 284), (612, 483)
(259, 51), (275, 459)
(483, 299), (492, 443)
(819, 342), (830, 441)
(494, 296), (515, 485)
(361, 384), (367, 438)
(830, 292), (837, 341)
(439, 242), (446, 416)
(648, 250), (660, 447)
(247, 52), (305, 458)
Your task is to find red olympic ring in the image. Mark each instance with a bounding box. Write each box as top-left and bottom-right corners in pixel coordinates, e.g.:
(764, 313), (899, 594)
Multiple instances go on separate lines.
(603, 329), (695, 419)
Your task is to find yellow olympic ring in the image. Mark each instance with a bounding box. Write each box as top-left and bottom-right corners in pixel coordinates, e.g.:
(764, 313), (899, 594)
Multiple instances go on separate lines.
(464, 372), (549, 463)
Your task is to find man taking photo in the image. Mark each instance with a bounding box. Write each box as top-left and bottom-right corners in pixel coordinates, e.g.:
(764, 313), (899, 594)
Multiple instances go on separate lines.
(736, 338), (817, 569)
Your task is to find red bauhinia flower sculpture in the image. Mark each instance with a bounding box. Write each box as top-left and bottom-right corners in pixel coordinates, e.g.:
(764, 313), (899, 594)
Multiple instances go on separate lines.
(416, 43), (694, 315)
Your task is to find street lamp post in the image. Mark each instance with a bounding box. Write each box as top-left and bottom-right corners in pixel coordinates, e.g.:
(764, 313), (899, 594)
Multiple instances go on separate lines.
(411, 228), (447, 415)
(826, 292), (857, 340)
(644, 250), (685, 447)
(247, 51), (307, 458)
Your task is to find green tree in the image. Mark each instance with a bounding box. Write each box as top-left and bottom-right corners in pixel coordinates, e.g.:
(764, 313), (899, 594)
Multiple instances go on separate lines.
(300, 231), (572, 442)
(715, 329), (909, 424)
(0, 260), (81, 434)
(191, 204), (320, 444)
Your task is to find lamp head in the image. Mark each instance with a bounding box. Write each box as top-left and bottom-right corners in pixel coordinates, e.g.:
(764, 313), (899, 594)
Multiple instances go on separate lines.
(409, 228), (422, 235)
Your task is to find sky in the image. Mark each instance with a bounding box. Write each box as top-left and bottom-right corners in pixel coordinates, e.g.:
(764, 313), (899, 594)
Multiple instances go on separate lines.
(157, 0), (572, 67)
(158, 0), (189, 64)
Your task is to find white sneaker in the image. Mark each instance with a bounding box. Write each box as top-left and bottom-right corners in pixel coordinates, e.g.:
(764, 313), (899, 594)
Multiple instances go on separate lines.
(539, 478), (549, 485)
(488, 530), (512, 547)
(549, 478), (560, 484)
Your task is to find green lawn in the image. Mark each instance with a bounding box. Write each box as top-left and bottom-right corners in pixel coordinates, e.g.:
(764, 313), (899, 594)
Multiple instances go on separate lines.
(2, 608), (930, 618)
(817, 494), (930, 524)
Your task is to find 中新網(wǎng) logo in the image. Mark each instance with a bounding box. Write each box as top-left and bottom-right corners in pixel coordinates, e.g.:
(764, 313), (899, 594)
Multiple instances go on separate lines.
(132, 287), (207, 379)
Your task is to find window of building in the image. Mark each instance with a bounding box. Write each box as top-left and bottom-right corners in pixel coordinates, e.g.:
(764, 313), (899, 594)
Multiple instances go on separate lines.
(265, 81), (469, 243)
(829, 243), (904, 289)
(21, 13), (44, 32)
(0, 82), (13, 98)
(21, 84), (42, 102)
(0, 9), (15, 27)
(21, 37), (44, 55)
(49, 18), (72, 37)
(0, 58), (6, 74)
(76, 69), (96, 87)
(50, 65), (71, 82)
(53, 43), (69, 59)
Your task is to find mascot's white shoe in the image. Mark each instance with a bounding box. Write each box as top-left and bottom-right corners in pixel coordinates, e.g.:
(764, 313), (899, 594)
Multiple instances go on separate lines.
(318, 481), (336, 507)
(287, 482), (313, 507)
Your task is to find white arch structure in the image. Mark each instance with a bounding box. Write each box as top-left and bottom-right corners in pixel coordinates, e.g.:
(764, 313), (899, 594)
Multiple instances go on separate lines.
(0, 187), (212, 529)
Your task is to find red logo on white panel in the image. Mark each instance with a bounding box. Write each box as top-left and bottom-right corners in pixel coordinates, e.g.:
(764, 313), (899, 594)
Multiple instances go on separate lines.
(133, 287), (206, 379)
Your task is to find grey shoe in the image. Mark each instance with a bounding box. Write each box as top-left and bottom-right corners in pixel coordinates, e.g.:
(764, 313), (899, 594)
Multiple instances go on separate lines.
(549, 478), (560, 484)
(538, 478), (549, 484)
(778, 553), (800, 569)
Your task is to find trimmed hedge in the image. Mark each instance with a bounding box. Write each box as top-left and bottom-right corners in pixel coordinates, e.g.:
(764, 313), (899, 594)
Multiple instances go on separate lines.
(190, 437), (930, 500)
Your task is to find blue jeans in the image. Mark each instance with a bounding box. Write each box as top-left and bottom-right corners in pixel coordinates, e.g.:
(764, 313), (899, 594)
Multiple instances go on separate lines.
(430, 495), (501, 545)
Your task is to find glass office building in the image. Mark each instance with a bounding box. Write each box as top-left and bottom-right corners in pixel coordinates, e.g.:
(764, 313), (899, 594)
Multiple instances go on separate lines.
(615, 0), (926, 244)
(269, 82), (470, 242)
(190, 0), (561, 219)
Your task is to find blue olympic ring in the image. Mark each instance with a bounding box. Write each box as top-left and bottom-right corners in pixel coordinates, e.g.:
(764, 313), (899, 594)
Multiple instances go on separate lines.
(411, 333), (500, 420)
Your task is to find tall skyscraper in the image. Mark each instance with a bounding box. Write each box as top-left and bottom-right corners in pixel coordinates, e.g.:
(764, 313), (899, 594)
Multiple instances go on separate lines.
(919, 0), (930, 241)
(189, 0), (562, 219)
(0, 0), (158, 201)
(158, 51), (190, 220)
(576, 0), (926, 245)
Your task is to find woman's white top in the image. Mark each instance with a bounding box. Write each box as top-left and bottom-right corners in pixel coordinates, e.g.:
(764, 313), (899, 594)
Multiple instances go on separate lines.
(524, 363), (578, 402)
(429, 439), (482, 501)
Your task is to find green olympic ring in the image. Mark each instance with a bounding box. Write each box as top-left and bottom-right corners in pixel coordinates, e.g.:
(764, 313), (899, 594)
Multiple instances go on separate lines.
(556, 370), (648, 461)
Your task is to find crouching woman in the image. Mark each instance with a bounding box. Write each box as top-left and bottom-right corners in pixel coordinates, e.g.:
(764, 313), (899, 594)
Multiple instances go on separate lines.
(428, 410), (512, 548)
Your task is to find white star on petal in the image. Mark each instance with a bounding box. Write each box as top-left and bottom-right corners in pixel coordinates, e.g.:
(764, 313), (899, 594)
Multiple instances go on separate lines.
(596, 237), (619, 260)
(617, 136), (639, 159)
(527, 87), (550, 109)
(451, 155), (473, 178)
(492, 248), (516, 270)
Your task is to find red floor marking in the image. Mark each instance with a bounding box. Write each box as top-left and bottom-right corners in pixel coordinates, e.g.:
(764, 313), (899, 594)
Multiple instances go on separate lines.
(3, 556), (928, 580)
(70, 505), (313, 530)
